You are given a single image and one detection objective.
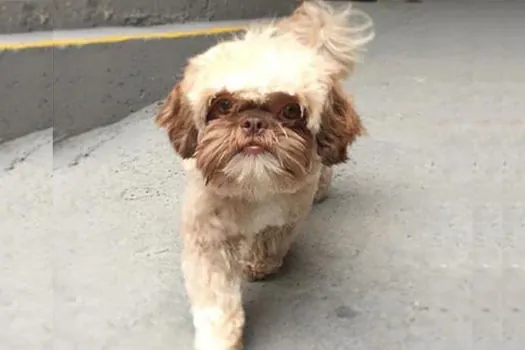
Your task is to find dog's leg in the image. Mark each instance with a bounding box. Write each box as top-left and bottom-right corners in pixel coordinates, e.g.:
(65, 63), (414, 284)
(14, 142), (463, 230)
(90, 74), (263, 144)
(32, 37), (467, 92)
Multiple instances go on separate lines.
(242, 225), (298, 281)
(182, 237), (244, 350)
(314, 165), (333, 203)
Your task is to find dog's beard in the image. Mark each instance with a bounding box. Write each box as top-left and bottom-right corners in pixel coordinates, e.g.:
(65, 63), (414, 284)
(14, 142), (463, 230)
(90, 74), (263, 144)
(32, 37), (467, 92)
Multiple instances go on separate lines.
(194, 120), (314, 190)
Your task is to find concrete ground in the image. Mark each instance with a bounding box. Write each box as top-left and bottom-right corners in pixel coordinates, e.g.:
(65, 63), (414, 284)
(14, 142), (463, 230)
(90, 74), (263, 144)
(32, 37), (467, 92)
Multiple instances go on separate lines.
(1, 1), (524, 349)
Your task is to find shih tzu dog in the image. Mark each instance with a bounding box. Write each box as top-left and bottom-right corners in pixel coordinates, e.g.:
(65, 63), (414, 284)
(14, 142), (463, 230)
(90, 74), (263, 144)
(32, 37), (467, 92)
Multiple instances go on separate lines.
(155, 1), (374, 349)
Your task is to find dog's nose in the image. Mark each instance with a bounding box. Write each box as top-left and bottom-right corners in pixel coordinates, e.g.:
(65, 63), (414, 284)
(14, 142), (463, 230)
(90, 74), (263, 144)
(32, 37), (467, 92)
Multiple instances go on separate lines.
(241, 117), (267, 135)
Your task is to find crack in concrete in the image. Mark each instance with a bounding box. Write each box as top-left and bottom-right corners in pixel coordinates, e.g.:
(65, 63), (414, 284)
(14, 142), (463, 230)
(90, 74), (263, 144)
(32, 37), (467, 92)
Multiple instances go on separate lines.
(3, 138), (51, 172)
(66, 133), (119, 168)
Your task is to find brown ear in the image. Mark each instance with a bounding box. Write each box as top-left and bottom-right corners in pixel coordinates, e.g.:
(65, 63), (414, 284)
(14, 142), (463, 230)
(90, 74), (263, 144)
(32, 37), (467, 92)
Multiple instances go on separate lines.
(316, 83), (366, 166)
(155, 83), (198, 158)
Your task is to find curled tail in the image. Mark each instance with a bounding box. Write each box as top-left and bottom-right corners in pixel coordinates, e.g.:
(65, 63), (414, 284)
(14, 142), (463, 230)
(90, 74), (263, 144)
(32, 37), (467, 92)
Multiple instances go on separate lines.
(276, 0), (374, 78)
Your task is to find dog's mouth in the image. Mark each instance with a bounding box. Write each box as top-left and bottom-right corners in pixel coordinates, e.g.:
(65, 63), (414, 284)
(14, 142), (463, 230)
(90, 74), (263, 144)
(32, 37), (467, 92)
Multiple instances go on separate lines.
(242, 143), (266, 156)
(239, 140), (270, 156)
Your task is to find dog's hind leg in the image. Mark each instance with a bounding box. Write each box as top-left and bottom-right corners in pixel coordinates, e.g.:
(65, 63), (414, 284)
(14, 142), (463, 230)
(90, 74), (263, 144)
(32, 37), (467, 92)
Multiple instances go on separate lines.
(314, 165), (333, 204)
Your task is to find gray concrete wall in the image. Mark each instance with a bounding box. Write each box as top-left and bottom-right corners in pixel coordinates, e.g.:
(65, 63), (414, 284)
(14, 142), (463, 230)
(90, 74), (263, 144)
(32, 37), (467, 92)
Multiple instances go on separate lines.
(52, 32), (230, 143)
(0, 47), (53, 144)
(0, 29), (237, 143)
(0, 0), (298, 144)
(0, 0), (297, 34)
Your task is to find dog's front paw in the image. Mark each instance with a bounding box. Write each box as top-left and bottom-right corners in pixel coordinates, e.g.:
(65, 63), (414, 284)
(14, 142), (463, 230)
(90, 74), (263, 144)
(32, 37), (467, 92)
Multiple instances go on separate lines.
(193, 307), (244, 350)
(195, 336), (243, 350)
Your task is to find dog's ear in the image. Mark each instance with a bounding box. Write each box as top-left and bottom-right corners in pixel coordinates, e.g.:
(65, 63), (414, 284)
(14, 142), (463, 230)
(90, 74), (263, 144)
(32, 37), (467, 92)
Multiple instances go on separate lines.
(316, 83), (365, 166)
(155, 83), (198, 159)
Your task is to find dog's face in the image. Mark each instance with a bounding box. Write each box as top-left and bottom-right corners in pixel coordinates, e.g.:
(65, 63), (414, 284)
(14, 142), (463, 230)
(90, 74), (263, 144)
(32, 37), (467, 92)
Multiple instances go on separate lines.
(194, 90), (315, 186)
(156, 32), (364, 192)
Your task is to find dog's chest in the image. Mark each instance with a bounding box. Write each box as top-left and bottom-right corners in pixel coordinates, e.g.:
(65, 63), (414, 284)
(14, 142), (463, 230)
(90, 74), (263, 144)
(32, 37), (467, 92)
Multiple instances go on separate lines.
(227, 189), (316, 237)
(241, 199), (290, 235)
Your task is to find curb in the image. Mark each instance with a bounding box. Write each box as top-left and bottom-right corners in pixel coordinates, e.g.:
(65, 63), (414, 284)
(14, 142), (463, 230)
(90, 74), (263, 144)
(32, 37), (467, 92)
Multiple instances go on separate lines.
(0, 23), (246, 144)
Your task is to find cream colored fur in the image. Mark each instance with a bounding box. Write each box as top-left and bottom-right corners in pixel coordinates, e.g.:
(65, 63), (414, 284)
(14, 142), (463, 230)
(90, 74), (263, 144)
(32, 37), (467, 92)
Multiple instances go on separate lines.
(275, 0), (374, 78)
(181, 159), (321, 350)
(184, 31), (332, 133)
(159, 1), (374, 349)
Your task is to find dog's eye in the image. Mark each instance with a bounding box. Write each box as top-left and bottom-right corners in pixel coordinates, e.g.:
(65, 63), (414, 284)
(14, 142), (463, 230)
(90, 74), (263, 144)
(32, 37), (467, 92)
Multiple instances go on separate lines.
(216, 98), (233, 114)
(281, 103), (302, 119)
(206, 97), (235, 123)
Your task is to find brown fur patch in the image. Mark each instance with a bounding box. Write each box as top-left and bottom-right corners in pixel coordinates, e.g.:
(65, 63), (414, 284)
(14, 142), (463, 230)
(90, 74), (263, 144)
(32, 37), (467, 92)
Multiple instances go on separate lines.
(206, 91), (304, 123)
(240, 223), (297, 281)
(155, 84), (198, 158)
(316, 83), (365, 166)
(195, 107), (314, 186)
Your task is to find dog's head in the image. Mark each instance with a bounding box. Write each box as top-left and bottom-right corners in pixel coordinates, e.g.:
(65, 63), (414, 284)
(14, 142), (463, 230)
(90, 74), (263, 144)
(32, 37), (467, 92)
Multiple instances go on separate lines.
(156, 1), (373, 193)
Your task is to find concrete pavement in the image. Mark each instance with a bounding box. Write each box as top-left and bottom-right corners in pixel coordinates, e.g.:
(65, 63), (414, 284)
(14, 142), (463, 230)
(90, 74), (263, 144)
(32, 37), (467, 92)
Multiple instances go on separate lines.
(1, 1), (525, 349)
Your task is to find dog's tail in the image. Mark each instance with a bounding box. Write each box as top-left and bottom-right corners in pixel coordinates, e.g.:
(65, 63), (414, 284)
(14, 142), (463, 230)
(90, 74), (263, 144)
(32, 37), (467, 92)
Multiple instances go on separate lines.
(276, 0), (374, 78)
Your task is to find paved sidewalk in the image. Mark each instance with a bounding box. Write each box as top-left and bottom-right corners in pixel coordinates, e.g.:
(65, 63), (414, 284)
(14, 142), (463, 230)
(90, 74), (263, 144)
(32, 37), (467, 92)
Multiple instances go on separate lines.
(1, 1), (525, 349)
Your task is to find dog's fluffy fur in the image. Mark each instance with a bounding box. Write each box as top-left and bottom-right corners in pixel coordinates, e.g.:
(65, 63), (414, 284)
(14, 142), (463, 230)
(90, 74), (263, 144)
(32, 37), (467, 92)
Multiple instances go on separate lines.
(156, 1), (373, 349)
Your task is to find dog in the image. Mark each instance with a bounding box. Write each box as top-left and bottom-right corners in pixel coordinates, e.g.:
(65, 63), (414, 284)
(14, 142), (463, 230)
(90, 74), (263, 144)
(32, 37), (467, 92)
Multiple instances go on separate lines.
(155, 1), (374, 349)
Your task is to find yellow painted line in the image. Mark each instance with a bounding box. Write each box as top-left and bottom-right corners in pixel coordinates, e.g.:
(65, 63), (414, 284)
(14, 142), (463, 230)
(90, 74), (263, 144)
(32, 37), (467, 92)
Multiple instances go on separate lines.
(0, 25), (245, 51)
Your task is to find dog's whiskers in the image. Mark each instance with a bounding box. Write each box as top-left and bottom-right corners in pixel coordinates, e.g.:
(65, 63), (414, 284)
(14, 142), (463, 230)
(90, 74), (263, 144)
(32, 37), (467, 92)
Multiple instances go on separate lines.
(278, 123), (289, 140)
